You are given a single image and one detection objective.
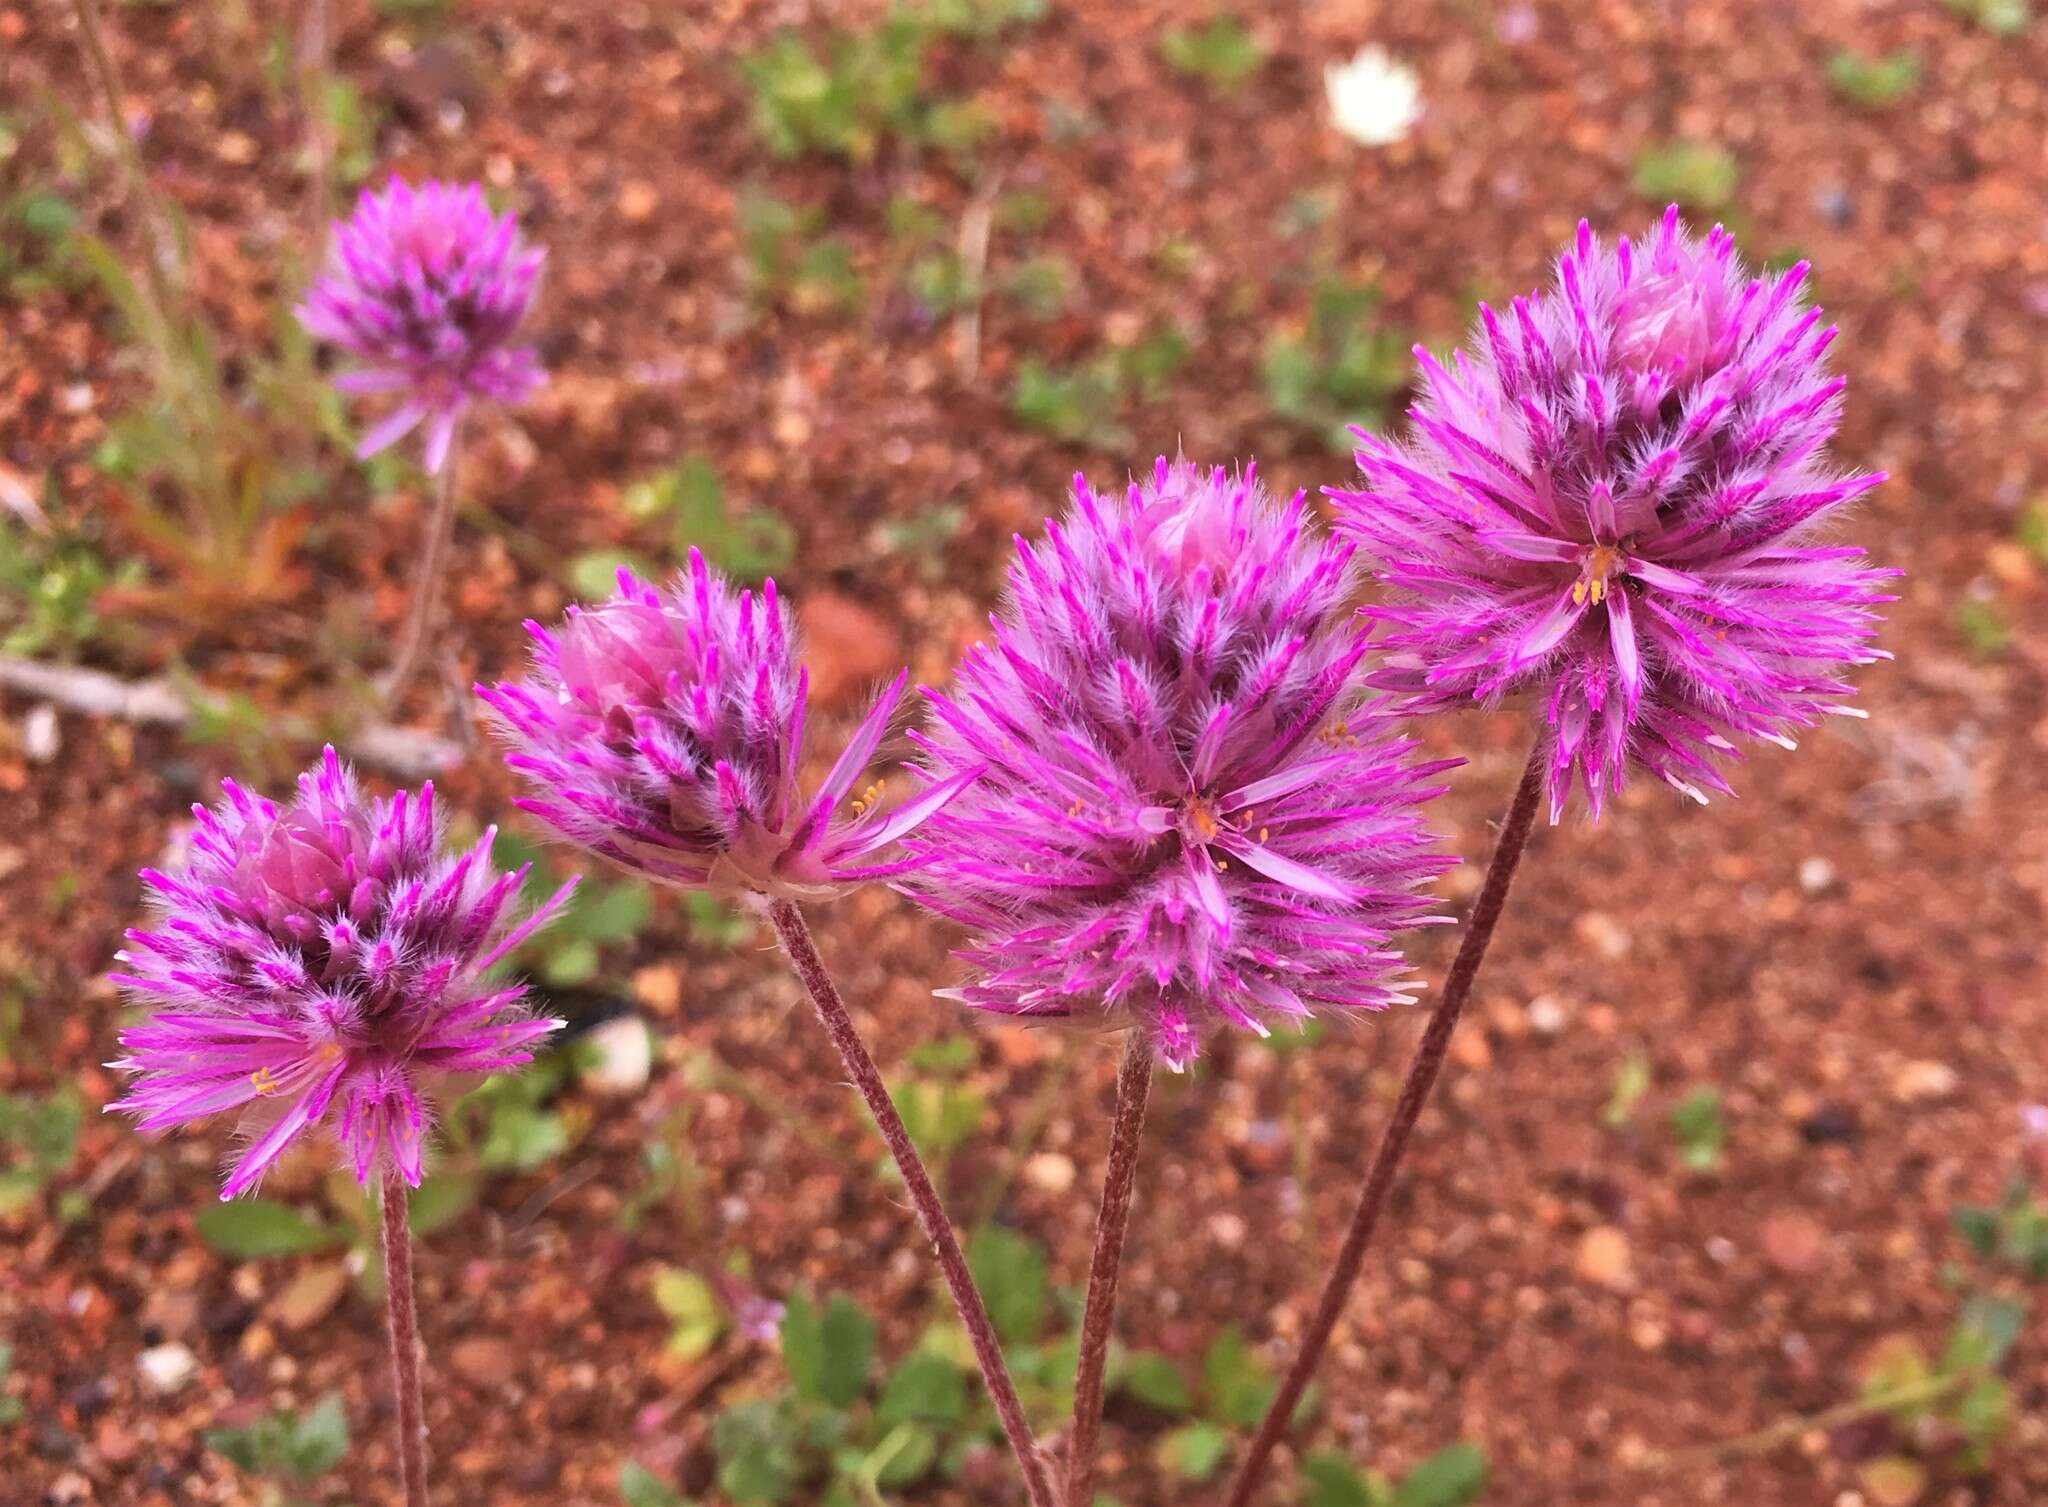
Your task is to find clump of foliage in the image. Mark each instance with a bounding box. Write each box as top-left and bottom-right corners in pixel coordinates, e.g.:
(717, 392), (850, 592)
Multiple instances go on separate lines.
(1631, 141), (1740, 213)
(1953, 1172), (2048, 1280)
(207, 1393), (350, 1506)
(1944, 0), (2030, 33)
(737, 2), (1041, 164)
(1010, 327), (1190, 446)
(1826, 50), (1922, 109)
(1159, 15), (1270, 93)
(0, 1086), (84, 1219)
(1668, 1086), (1728, 1172)
(737, 188), (864, 318)
(0, 508), (139, 657)
(1262, 273), (1412, 449)
(569, 453), (796, 603)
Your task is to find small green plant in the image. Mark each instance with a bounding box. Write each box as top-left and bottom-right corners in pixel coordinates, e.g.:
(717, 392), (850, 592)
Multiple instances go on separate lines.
(1011, 329), (1190, 447)
(1826, 50), (1922, 109)
(736, 189), (864, 317)
(206, 1393), (350, 1505)
(0, 1342), (23, 1424)
(0, 1087), (84, 1218)
(1602, 1051), (1652, 1129)
(890, 1036), (989, 1184)
(740, 17), (927, 162)
(653, 1265), (729, 1361)
(620, 1459), (692, 1507)
(1632, 142), (1740, 213)
(0, 508), (139, 657)
(0, 182), (85, 298)
(1956, 597), (2011, 656)
(1953, 1173), (2048, 1280)
(1263, 274), (1412, 449)
(496, 832), (656, 989)
(1944, 0), (2030, 33)
(1299, 1442), (1490, 1506)
(1669, 1086), (1727, 1171)
(924, 0), (1049, 36)
(2016, 499), (2048, 564)
(1159, 15), (1269, 93)
(1003, 255), (1074, 320)
(1109, 1327), (1301, 1484)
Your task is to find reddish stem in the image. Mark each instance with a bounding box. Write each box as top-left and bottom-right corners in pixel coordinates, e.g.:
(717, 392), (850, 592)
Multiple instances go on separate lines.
(1223, 740), (1546, 1507)
(379, 420), (463, 707)
(380, 1167), (430, 1507)
(764, 897), (1057, 1507)
(1065, 1028), (1155, 1506)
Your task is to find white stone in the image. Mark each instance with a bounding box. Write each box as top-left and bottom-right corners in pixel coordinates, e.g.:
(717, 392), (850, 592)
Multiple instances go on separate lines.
(137, 1342), (198, 1395)
(21, 704), (59, 763)
(1324, 46), (1423, 148)
(578, 1015), (653, 1095)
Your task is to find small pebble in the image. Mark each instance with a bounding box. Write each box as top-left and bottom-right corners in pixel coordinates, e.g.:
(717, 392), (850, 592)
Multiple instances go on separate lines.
(136, 1342), (197, 1395)
(1574, 1225), (1633, 1290)
(22, 704), (59, 763)
(579, 1015), (653, 1095)
(1798, 857), (1837, 895)
(1760, 1212), (1826, 1276)
(1023, 1152), (1075, 1195)
(1892, 1060), (1959, 1104)
(1526, 995), (1567, 1036)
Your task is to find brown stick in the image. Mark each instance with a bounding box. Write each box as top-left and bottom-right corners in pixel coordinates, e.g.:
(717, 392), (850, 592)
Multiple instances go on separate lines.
(1223, 739), (1546, 1507)
(763, 897), (1057, 1507)
(379, 420), (464, 707)
(1065, 1028), (1155, 1507)
(379, 1169), (430, 1507)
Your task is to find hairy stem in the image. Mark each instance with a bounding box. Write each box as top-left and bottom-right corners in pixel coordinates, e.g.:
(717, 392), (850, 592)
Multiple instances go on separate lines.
(70, 0), (180, 319)
(1065, 1028), (1155, 1507)
(1224, 739), (1546, 1507)
(763, 897), (1057, 1507)
(298, 0), (333, 259)
(380, 421), (463, 706)
(379, 1169), (430, 1507)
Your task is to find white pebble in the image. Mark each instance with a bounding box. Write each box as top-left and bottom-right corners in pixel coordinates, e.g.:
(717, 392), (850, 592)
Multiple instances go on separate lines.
(578, 1015), (652, 1095)
(137, 1342), (198, 1395)
(1797, 857), (1837, 895)
(21, 704), (59, 763)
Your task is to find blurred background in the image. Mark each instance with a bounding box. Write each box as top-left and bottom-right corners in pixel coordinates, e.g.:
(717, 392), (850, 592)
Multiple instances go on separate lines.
(1, 1), (2044, 1504)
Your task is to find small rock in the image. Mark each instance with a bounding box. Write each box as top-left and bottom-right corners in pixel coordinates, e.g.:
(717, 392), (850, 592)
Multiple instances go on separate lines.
(270, 1264), (350, 1331)
(1801, 1105), (1860, 1145)
(579, 1015), (653, 1095)
(1023, 1152), (1075, 1195)
(136, 1342), (197, 1395)
(1574, 1225), (1633, 1290)
(450, 1335), (521, 1387)
(1798, 857), (1838, 895)
(798, 593), (905, 711)
(1574, 911), (1630, 959)
(632, 964), (684, 1016)
(1892, 1060), (1959, 1104)
(215, 130), (258, 164)
(1761, 1212), (1826, 1276)
(22, 704), (59, 763)
(617, 180), (658, 223)
(1451, 1029), (1491, 1071)
(1526, 995), (1567, 1036)
(1209, 1213), (1247, 1249)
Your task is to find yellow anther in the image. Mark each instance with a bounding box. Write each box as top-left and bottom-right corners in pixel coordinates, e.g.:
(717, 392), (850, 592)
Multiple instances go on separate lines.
(1187, 799), (1220, 841)
(1577, 545), (1619, 608)
(250, 1066), (282, 1096)
(1214, 857), (1229, 872)
(1258, 827), (1269, 843)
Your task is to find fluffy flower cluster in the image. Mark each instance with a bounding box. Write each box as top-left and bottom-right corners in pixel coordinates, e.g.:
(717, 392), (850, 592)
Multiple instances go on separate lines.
(478, 554), (977, 896)
(297, 177), (545, 472)
(109, 749), (574, 1199)
(1334, 207), (1895, 820)
(903, 459), (1455, 1070)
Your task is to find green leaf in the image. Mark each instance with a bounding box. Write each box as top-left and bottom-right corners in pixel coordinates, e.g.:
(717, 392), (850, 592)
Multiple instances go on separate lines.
(876, 1351), (969, 1427)
(1393, 1442), (1489, 1507)
(572, 882), (653, 943)
(1301, 1451), (1387, 1507)
(654, 1267), (727, 1361)
(865, 1420), (939, 1488)
(1203, 1326), (1276, 1428)
(781, 1294), (874, 1407)
(195, 1200), (344, 1259)
(967, 1226), (1048, 1346)
(620, 1459), (692, 1507)
(1115, 1350), (1193, 1414)
(1603, 1052), (1652, 1128)
(480, 1104), (570, 1170)
(1154, 1421), (1230, 1482)
(284, 1393), (351, 1477)
(1951, 1205), (2000, 1259)
(1669, 1086), (1726, 1171)
(1943, 1295), (2026, 1374)
(1632, 142), (1740, 213)
(712, 1399), (805, 1504)
(567, 548), (656, 600)
(407, 1173), (479, 1238)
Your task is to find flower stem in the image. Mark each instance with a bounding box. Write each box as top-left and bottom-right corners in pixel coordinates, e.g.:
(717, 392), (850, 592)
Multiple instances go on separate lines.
(763, 897), (1057, 1507)
(1224, 738), (1545, 1507)
(379, 1168), (430, 1507)
(70, 0), (181, 321)
(1065, 1028), (1154, 1507)
(379, 419), (463, 707)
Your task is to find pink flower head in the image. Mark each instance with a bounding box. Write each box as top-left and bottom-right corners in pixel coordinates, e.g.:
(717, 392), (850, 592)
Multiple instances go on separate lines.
(476, 553), (977, 896)
(1334, 207), (1896, 821)
(297, 177), (545, 472)
(109, 748), (575, 1198)
(903, 459), (1455, 1071)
